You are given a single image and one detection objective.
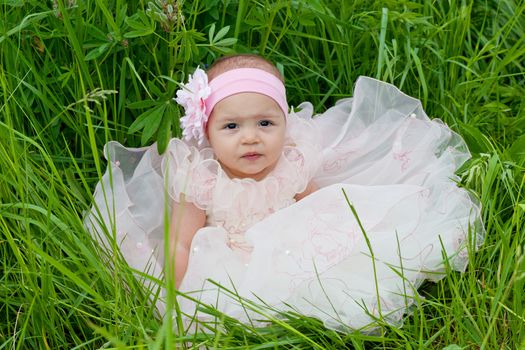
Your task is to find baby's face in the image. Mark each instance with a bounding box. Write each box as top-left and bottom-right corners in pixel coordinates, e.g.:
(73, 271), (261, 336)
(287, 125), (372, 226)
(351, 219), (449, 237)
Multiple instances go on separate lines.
(207, 92), (286, 181)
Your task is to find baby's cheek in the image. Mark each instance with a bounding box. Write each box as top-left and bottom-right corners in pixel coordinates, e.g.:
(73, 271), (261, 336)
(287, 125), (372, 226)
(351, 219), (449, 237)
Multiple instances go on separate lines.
(269, 145), (283, 162)
(274, 133), (286, 152)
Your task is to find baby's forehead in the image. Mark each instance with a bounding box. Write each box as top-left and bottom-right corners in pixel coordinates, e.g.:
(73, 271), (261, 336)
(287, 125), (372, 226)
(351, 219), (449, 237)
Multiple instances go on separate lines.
(211, 92), (285, 119)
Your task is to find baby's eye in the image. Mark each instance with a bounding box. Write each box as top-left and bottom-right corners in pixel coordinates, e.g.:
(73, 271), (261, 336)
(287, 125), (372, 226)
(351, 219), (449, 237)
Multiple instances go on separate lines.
(258, 120), (273, 127)
(223, 123), (238, 129)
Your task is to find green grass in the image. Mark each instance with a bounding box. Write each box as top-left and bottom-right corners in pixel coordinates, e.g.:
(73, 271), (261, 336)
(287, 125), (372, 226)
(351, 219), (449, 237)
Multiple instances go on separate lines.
(1, 0), (524, 348)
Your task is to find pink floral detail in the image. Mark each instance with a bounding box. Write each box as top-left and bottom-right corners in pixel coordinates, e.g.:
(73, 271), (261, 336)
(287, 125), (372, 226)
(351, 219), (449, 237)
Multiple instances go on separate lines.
(323, 146), (355, 173)
(418, 188), (431, 198)
(393, 151), (411, 171)
(308, 227), (352, 266)
(175, 67), (211, 145)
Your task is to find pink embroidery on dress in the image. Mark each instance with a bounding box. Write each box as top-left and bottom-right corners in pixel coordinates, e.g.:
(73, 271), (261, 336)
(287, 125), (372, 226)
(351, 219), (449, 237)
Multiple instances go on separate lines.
(279, 209), (358, 276)
(418, 188), (431, 198)
(191, 168), (216, 205)
(284, 147), (305, 168)
(393, 151), (411, 171)
(307, 226), (353, 268)
(323, 146), (355, 173)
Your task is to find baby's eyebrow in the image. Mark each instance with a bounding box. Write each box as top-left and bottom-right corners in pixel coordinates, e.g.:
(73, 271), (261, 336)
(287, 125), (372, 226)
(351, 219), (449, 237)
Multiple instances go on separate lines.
(214, 108), (284, 122)
(263, 113), (281, 119)
(254, 110), (284, 119)
(218, 116), (241, 122)
(211, 111), (238, 120)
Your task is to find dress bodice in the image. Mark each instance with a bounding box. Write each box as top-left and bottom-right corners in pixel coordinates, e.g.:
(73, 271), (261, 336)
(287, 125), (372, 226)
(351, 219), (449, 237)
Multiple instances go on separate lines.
(163, 107), (321, 249)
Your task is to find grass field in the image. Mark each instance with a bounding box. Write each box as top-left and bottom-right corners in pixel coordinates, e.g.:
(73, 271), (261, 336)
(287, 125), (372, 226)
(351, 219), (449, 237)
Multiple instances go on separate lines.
(1, 0), (524, 348)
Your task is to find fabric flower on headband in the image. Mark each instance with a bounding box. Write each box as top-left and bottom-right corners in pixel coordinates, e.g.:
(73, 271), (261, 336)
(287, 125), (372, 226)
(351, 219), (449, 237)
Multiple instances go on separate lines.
(175, 67), (211, 145)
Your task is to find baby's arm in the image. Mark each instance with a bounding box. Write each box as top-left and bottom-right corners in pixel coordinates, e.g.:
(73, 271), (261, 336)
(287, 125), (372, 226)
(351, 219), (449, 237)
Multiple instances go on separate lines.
(169, 195), (206, 288)
(294, 180), (319, 201)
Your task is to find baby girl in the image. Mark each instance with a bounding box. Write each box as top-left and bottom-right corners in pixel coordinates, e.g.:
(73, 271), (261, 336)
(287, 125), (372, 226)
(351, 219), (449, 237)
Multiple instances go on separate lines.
(86, 54), (483, 331)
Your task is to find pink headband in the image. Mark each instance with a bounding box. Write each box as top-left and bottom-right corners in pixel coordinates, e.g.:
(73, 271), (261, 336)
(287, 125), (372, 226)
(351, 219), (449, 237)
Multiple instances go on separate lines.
(175, 67), (288, 145)
(205, 68), (288, 117)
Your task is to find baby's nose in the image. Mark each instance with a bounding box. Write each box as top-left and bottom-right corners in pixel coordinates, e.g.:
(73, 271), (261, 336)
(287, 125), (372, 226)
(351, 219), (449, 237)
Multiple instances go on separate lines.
(241, 127), (260, 143)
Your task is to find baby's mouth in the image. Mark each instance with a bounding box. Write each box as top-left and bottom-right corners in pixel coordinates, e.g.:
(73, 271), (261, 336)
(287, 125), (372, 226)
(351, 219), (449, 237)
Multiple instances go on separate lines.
(242, 152), (262, 160)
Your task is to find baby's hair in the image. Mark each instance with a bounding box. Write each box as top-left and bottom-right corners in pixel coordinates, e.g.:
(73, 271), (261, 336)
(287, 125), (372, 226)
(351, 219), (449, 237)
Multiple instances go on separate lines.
(207, 54), (284, 82)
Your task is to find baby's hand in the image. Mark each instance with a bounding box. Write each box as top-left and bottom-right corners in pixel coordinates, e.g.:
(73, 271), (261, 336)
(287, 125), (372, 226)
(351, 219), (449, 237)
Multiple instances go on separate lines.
(294, 181), (318, 201)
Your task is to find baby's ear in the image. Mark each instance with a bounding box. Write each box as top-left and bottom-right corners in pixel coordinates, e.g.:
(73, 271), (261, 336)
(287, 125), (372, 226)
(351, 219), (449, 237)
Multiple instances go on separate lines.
(204, 122), (209, 138)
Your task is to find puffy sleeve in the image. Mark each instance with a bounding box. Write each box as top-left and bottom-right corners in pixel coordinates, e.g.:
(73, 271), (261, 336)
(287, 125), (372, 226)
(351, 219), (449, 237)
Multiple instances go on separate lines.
(94, 139), (219, 214)
(162, 138), (219, 210)
(284, 103), (323, 192)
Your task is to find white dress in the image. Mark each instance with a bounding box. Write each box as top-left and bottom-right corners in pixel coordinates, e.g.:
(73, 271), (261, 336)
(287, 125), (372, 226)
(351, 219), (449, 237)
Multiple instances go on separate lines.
(85, 76), (483, 332)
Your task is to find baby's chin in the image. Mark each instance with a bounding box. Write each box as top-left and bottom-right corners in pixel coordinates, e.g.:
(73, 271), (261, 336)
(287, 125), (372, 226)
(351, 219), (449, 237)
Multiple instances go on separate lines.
(222, 163), (278, 181)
